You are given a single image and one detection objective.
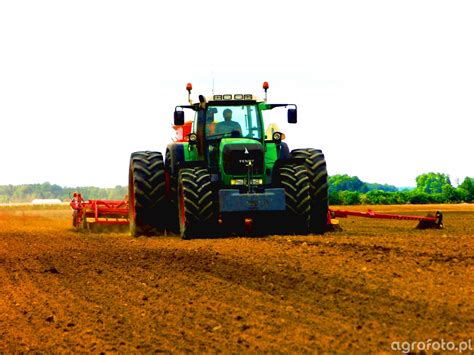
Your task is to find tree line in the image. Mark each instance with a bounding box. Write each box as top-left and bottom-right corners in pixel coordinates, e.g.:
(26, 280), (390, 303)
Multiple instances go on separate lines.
(329, 173), (474, 205)
(0, 183), (128, 203)
(1, 173), (473, 205)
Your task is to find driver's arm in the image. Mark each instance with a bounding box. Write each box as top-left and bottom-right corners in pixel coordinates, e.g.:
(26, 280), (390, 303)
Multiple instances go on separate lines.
(235, 121), (242, 134)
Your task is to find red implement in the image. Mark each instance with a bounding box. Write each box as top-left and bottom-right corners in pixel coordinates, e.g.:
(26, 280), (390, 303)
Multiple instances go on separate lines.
(173, 120), (193, 142)
(70, 193), (129, 230)
(328, 208), (443, 230)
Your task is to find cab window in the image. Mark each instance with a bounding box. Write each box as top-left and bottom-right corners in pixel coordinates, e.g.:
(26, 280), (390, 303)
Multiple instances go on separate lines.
(206, 105), (262, 140)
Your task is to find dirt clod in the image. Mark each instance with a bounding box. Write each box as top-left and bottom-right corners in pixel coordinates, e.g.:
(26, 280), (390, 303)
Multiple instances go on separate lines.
(44, 267), (59, 274)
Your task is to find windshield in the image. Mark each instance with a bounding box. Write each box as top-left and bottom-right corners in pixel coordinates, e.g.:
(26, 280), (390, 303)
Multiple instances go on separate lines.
(205, 105), (262, 140)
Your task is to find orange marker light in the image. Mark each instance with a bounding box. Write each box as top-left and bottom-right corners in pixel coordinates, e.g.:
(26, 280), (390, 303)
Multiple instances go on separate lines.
(186, 83), (193, 91)
(263, 81), (269, 90)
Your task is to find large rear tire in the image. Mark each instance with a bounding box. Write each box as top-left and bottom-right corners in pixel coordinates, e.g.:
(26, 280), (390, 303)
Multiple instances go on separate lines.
(129, 151), (167, 237)
(165, 149), (179, 234)
(278, 164), (311, 235)
(178, 167), (215, 239)
(291, 148), (328, 234)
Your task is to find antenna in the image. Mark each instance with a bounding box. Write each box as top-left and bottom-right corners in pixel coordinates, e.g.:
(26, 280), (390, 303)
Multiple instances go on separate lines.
(212, 73), (215, 95)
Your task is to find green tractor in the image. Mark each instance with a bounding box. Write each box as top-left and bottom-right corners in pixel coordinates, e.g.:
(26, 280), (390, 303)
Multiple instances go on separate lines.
(128, 82), (328, 238)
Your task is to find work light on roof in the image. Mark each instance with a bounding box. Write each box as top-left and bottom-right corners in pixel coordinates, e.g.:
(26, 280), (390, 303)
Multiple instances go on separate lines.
(211, 94), (255, 101)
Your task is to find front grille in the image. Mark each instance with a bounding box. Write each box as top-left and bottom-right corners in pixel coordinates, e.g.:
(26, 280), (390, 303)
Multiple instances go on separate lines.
(222, 143), (264, 175)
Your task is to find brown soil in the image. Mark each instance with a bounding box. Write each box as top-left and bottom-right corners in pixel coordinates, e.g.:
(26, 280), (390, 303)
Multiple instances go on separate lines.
(1, 204), (473, 352)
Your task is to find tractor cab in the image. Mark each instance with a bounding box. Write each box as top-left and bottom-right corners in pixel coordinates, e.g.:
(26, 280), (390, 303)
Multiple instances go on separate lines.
(172, 83), (297, 186)
(200, 97), (265, 176)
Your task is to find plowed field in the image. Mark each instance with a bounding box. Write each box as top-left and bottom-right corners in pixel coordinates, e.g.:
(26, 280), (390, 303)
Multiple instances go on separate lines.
(1, 204), (473, 352)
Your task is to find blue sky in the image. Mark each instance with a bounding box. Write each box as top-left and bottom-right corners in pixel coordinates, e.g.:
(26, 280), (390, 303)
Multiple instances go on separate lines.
(1, 1), (473, 187)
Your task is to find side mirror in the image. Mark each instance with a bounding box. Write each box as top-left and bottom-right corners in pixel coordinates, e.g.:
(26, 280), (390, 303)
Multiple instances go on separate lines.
(288, 108), (297, 124)
(174, 111), (185, 126)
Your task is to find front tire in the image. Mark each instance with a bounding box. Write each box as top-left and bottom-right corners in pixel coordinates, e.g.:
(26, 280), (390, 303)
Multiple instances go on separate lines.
(278, 164), (311, 235)
(129, 151), (167, 237)
(178, 167), (215, 239)
(291, 148), (328, 234)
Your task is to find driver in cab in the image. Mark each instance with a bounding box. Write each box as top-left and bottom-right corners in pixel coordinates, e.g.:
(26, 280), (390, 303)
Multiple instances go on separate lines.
(213, 109), (242, 137)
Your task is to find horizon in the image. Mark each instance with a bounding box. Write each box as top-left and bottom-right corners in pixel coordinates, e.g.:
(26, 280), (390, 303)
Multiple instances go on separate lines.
(3, 172), (470, 190)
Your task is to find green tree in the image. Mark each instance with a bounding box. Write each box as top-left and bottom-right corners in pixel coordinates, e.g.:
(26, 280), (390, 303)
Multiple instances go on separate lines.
(339, 191), (361, 205)
(0, 184), (128, 203)
(364, 183), (398, 192)
(363, 190), (392, 204)
(329, 175), (364, 193)
(389, 191), (410, 204)
(442, 184), (462, 202)
(457, 177), (474, 202)
(415, 172), (451, 194)
(329, 191), (342, 205)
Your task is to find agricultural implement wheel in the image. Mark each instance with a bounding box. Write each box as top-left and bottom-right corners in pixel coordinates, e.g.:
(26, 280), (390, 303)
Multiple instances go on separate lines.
(72, 210), (79, 228)
(82, 215), (89, 230)
(291, 148), (328, 234)
(278, 164), (311, 235)
(129, 151), (167, 237)
(178, 167), (215, 239)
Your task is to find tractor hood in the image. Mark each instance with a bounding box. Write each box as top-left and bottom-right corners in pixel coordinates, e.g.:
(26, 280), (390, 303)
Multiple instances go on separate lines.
(219, 138), (265, 176)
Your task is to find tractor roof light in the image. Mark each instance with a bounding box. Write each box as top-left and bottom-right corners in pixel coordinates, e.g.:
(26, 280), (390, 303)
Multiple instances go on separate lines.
(186, 83), (193, 104)
(263, 81), (269, 102)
